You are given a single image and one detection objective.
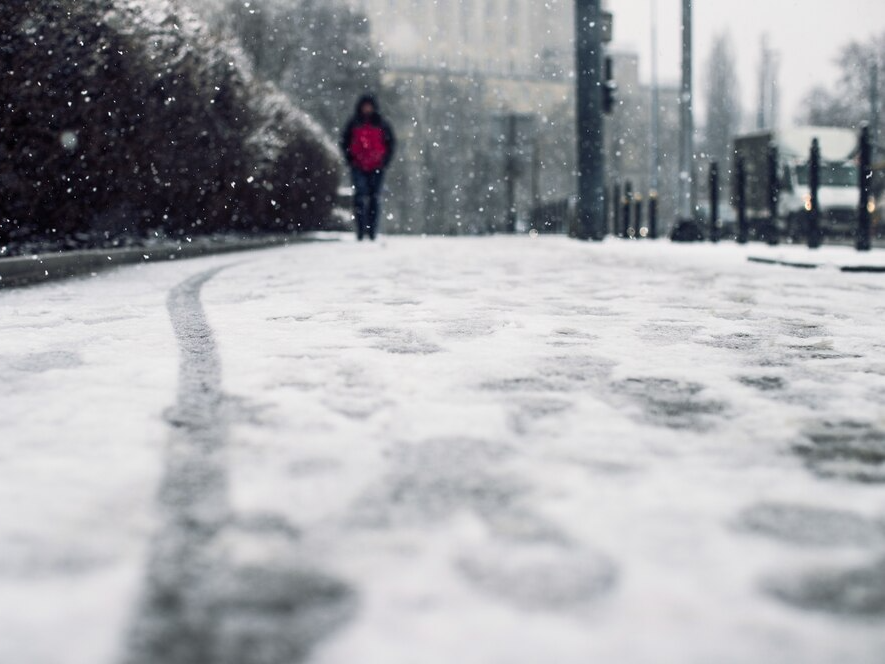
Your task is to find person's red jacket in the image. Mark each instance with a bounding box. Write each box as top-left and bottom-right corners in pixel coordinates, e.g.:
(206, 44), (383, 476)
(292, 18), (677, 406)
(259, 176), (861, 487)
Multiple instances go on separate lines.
(341, 96), (396, 173)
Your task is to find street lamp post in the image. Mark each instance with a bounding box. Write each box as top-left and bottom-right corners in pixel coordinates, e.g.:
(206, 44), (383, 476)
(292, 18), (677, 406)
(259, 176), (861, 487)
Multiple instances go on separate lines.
(650, 0), (660, 198)
(678, 0), (694, 219)
(674, 0), (698, 239)
(575, 0), (607, 240)
(872, 62), (880, 155)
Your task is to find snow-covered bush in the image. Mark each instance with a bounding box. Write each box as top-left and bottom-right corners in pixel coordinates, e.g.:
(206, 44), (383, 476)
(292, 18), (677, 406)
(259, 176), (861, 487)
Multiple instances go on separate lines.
(0, 0), (341, 251)
(205, 0), (384, 137)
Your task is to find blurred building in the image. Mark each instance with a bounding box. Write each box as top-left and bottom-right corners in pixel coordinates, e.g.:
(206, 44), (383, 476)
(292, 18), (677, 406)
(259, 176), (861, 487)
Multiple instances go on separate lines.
(352, 0), (573, 85)
(606, 51), (682, 234)
(346, 0), (577, 234)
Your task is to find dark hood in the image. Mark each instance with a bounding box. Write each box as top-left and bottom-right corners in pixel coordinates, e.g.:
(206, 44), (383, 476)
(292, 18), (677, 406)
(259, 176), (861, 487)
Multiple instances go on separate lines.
(356, 93), (379, 112)
(355, 94), (381, 123)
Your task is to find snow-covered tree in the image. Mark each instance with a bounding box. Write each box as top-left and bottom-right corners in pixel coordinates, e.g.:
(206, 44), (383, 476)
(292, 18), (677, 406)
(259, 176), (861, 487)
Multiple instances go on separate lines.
(206, 0), (384, 136)
(0, 0), (340, 251)
(799, 31), (885, 140)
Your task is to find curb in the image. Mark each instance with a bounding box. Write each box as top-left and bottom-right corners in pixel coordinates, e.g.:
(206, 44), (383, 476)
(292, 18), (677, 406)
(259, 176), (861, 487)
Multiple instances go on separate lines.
(748, 256), (885, 273)
(839, 265), (885, 273)
(747, 257), (819, 270)
(0, 233), (336, 289)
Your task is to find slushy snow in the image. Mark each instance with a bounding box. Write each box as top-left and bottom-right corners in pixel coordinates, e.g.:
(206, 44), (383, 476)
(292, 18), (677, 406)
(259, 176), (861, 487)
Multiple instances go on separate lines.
(1, 236), (884, 664)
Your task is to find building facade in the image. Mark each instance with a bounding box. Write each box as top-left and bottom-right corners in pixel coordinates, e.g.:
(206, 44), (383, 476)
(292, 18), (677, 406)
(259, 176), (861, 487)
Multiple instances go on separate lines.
(351, 0), (573, 84)
(346, 0), (578, 234)
(606, 51), (682, 235)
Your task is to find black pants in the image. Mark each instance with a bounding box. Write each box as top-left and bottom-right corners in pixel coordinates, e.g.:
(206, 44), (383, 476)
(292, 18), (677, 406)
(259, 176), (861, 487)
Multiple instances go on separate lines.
(352, 168), (384, 240)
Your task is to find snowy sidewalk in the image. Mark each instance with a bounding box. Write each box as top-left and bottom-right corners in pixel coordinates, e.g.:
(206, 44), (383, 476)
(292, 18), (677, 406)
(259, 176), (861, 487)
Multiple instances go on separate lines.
(2, 236), (885, 664)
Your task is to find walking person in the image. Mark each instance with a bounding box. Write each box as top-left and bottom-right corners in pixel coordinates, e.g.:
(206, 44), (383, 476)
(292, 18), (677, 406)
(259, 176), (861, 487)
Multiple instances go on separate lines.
(341, 94), (396, 241)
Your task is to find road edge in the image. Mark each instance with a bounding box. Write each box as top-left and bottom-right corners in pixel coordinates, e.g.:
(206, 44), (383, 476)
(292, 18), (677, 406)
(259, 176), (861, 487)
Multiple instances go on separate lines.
(748, 256), (885, 273)
(0, 233), (339, 289)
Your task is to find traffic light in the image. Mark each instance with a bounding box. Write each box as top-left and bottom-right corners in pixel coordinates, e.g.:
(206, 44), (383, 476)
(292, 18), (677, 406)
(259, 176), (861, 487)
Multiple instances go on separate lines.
(603, 56), (617, 115)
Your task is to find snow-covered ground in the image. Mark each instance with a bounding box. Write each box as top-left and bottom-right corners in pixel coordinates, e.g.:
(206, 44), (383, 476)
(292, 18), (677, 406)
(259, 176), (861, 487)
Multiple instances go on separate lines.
(1, 236), (884, 664)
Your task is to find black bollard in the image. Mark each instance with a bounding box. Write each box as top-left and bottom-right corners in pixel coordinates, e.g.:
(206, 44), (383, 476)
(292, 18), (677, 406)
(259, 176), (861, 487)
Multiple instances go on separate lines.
(649, 192), (658, 239)
(603, 192), (609, 237)
(612, 183), (621, 236)
(622, 181), (633, 238)
(766, 142), (780, 245)
(808, 137), (822, 249)
(634, 194), (644, 238)
(857, 125), (873, 251)
(736, 157), (749, 244)
(709, 161), (720, 243)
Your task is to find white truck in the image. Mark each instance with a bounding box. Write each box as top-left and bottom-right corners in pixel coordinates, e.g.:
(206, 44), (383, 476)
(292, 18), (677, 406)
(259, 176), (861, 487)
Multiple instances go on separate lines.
(733, 126), (868, 240)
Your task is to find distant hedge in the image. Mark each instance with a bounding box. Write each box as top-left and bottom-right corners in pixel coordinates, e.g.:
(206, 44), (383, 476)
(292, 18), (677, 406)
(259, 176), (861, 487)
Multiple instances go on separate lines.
(0, 0), (342, 252)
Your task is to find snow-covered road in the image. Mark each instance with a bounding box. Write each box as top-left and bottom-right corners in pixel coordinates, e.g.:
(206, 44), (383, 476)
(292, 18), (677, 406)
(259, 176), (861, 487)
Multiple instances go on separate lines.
(2, 236), (885, 664)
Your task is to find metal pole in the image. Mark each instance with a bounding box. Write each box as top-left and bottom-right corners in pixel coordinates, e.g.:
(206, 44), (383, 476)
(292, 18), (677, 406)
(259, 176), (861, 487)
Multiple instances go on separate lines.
(634, 194), (644, 238)
(757, 36), (769, 130)
(622, 181), (633, 238)
(650, 0), (660, 195)
(506, 114), (518, 234)
(612, 182), (621, 235)
(709, 162), (719, 242)
(602, 191), (608, 236)
(649, 192), (658, 239)
(766, 142), (780, 245)
(872, 63), (880, 157)
(808, 137), (821, 249)
(531, 132), (541, 214)
(575, 0), (606, 240)
(677, 0), (694, 223)
(529, 130), (541, 233)
(736, 157), (748, 244)
(858, 124), (873, 251)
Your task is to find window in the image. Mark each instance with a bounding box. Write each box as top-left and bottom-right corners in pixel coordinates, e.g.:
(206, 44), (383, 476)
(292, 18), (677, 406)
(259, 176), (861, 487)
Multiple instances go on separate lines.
(795, 163), (858, 188)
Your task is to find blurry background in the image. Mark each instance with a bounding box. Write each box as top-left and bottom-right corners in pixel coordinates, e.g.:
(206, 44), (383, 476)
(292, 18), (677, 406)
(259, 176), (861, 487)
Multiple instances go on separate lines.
(2, 0), (884, 247)
(191, 0), (884, 236)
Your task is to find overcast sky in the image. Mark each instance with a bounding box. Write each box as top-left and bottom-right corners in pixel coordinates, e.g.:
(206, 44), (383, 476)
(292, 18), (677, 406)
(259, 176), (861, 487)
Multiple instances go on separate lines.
(607, 0), (885, 127)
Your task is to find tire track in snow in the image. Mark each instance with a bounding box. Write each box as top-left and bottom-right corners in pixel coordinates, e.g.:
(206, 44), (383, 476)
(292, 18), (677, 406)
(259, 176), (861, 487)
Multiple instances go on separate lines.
(123, 267), (354, 664)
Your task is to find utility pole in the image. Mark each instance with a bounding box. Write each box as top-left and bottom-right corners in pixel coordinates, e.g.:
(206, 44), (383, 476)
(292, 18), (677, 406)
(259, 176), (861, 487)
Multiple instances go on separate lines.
(757, 37), (768, 130)
(770, 50), (781, 131)
(575, 0), (609, 240)
(872, 62), (880, 156)
(756, 36), (780, 131)
(650, 0), (660, 196)
(676, 0), (695, 226)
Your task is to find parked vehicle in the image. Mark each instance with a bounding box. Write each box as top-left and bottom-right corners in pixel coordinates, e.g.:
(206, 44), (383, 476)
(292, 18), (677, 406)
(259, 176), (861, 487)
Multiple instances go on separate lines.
(733, 127), (867, 241)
